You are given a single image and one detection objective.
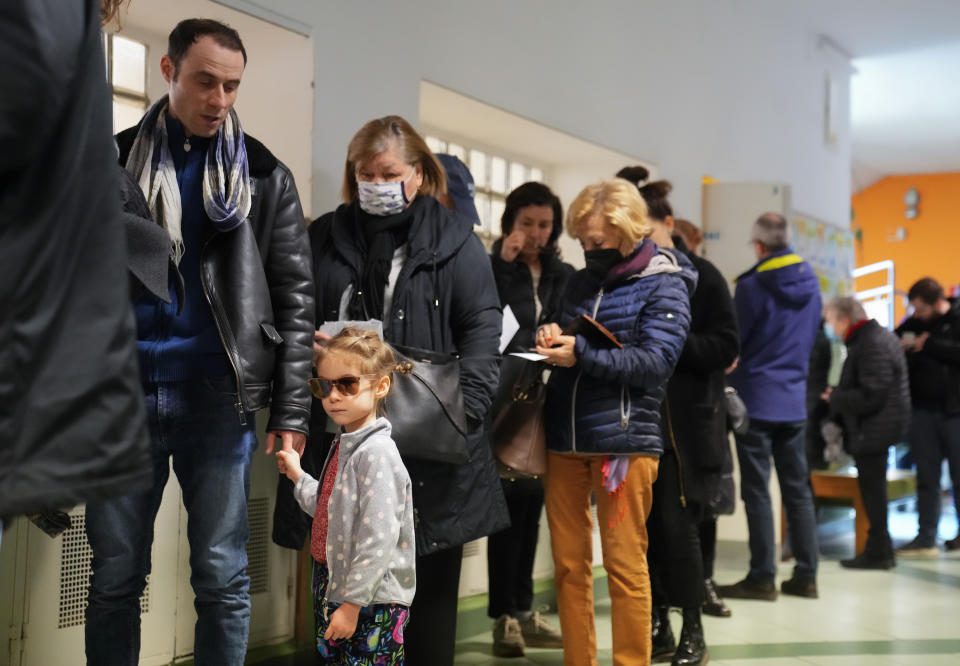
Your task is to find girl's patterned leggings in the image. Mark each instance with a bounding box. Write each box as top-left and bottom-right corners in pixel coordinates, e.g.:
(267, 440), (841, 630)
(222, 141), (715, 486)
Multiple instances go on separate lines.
(313, 561), (409, 665)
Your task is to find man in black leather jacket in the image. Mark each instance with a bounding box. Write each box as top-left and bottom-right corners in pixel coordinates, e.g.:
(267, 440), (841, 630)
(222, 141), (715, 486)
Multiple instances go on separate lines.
(85, 19), (314, 665)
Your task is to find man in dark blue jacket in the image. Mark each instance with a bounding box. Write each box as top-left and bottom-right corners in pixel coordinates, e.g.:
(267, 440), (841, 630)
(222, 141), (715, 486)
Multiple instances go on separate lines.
(719, 213), (823, 601)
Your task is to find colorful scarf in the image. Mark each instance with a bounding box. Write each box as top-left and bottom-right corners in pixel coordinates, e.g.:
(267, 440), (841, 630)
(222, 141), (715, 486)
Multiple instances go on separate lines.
(124, 95), (251, 265)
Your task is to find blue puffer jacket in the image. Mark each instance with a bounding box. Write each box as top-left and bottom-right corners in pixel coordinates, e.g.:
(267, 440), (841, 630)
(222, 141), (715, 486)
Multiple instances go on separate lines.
(545, 241), (696, 456)
(729, 249), (822, 422)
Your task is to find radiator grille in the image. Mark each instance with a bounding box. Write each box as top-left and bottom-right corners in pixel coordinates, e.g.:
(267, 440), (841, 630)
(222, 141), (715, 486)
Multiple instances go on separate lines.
(58, 509), (150, 629)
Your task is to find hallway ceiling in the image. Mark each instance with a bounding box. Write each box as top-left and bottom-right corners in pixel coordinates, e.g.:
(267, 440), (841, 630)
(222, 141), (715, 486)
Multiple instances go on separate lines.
(795, 0), (960, 189)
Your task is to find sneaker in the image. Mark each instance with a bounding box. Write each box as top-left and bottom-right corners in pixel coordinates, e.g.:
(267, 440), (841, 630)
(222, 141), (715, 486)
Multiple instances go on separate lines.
(895, 536), (939, 558)
(492, 615), (525, 658)
(702, 578), (732, 618)
(781, 575), (818, 598)
(518, 611), (563, 649)
(944, 535), (960, 551)
(840, 551), (895, 570)
(715, 577), (777, 601)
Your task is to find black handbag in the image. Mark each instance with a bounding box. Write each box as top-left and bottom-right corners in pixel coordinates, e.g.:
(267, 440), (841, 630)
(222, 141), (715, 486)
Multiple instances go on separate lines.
(384, 344), (470, 465)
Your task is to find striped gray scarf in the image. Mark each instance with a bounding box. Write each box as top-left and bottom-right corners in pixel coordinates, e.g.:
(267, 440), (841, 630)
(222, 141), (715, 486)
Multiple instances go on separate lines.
(124, 95), (251, 265)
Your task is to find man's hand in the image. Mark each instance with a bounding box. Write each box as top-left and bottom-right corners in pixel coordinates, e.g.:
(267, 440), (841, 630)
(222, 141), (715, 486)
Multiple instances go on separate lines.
(725, 357), (740, 375)
(266, 430), (306, 456)
(314, 330), (331, 362)
(914, 332), (931, 352)
(500, 228), (527, 263)
(323, 602), (361, 641)
(820, 386), (833, 403)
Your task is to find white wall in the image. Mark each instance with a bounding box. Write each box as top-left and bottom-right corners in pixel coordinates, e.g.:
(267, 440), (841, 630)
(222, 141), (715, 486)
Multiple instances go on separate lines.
(113, 0), (315, 214)
(222, 0), (851, 228)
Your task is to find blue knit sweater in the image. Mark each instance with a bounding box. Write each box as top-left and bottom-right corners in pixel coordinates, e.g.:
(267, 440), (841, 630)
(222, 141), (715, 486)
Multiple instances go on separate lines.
(132, 116), (230, 382)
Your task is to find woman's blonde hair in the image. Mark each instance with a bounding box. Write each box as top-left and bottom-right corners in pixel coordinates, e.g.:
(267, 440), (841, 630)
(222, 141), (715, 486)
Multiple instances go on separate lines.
(341, 115), (447, 203)
(566, 179), (652, 248)
(320, 327), (412, 416)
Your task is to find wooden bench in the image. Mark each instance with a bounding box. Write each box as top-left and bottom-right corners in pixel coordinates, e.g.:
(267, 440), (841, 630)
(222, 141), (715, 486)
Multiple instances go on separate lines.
(809, 468), (917, 554)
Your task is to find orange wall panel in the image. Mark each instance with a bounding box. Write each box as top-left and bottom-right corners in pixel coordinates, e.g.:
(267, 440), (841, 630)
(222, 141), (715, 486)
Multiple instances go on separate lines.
(852, 172), (960, 323)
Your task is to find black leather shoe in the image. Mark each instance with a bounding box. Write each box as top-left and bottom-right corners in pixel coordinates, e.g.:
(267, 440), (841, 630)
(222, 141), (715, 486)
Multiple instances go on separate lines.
(716, 577), (777, 601)
(945, 535), (960, 551)
(671, 607), (709, 666)
(702, 578), (732, 617)
(840, 552), (895, 570)
(651, 605), (676, 663)
(781, 575), (818, 598)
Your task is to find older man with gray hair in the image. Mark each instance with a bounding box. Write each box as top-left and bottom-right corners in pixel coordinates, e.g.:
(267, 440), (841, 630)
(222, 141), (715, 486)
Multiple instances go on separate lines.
(720, 212), (823, 601)
(823, 296), (910, 569)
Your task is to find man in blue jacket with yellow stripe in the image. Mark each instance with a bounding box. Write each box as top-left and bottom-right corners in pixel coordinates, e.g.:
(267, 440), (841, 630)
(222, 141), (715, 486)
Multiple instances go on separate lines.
(719, 213), (823, 601)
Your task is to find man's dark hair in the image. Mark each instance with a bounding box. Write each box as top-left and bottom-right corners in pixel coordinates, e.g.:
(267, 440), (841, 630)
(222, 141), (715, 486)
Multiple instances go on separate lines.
(501, 182), (564, 246)
(908, 277), (944, 305)
(168, 19), (247, 71)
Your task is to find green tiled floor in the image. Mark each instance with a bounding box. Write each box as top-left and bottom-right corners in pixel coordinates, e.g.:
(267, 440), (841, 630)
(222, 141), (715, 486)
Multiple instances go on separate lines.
(453, 505), (960, 665)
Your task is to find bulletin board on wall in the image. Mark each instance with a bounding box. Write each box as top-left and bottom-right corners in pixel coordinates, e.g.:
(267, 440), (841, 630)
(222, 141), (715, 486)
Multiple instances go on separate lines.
(791, 213), (855, 298)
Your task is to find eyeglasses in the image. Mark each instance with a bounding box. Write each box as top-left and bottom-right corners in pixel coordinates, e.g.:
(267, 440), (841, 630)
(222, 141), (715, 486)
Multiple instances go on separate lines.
(308, 374), (379, 399)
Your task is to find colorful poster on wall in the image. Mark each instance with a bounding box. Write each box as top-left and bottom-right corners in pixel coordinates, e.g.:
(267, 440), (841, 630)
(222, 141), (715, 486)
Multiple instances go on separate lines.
(791, 214), (855, 298)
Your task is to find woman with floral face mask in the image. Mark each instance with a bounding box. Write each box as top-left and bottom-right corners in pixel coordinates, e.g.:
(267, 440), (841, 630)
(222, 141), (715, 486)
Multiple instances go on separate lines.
(305, 115), (509, 664)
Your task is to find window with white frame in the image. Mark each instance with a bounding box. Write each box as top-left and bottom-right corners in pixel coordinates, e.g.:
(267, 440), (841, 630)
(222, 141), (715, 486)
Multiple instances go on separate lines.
(105, 34), (149, 133)
(425, 135), (544, 238)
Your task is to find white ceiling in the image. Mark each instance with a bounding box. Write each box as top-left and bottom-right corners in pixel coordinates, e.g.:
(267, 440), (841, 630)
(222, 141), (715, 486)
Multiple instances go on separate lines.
(789, 0), (960, 189)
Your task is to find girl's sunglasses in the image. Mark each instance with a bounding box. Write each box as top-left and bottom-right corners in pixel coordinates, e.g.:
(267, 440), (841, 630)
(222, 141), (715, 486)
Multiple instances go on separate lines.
(308, 374), (379, 399)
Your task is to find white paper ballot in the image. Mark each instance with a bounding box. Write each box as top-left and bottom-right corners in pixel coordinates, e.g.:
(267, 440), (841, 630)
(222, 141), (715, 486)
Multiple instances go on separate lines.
(510, 352), (549, 361)
(500, 305), (521, 353)
(319, 319), (384, 340)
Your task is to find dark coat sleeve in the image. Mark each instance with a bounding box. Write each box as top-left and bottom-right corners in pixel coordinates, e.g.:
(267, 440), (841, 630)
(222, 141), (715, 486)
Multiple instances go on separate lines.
(922, 336), (960, 366)
(451, 234), (503, 421)
(677, 259), (739, 374)
(262, 165), (315, 434)
(575, 274), (691, 389)
(0, 2), (74, 172)
(830, 341), (895, 417)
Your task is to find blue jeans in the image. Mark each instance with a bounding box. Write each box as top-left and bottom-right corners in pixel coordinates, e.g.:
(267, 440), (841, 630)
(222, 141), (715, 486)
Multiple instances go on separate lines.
(735, 419), (818, 582)
(85, 376), (257, 666)
(909, 408), (960, 544)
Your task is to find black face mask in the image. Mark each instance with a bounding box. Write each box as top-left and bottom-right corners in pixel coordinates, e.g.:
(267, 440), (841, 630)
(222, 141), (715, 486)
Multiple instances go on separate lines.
(584, 248), (623, 278)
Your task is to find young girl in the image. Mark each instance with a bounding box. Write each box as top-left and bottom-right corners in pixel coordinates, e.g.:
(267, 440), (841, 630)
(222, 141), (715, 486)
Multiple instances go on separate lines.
(276, 327), (415, 664)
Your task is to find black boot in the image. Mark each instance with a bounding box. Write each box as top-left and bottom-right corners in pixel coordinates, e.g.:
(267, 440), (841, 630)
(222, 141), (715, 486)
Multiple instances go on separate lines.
(671, 607), (708, 666)
(651, 605), (676, 663)
(702, 578), (731, 618)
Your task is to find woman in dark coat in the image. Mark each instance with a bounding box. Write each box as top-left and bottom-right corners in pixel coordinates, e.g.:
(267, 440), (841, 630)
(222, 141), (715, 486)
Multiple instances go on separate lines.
(308, 116), (508, 663)
(620, 167), (739, 666)
(824, 296), (910, 569)
(487, 182), (572, 657)
(537, 178), (693, 665)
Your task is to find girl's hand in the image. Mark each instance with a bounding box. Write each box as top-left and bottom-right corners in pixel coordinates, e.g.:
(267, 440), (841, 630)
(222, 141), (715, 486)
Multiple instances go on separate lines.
(500, 228), (527, 262)
(536, 334), (577, 367)
(276, 449), (304, 484)
(323, 603), (361, 641)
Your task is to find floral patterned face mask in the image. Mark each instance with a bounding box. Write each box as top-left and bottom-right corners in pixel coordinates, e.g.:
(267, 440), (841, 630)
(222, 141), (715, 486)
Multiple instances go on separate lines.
(356, 168), (416, 216)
